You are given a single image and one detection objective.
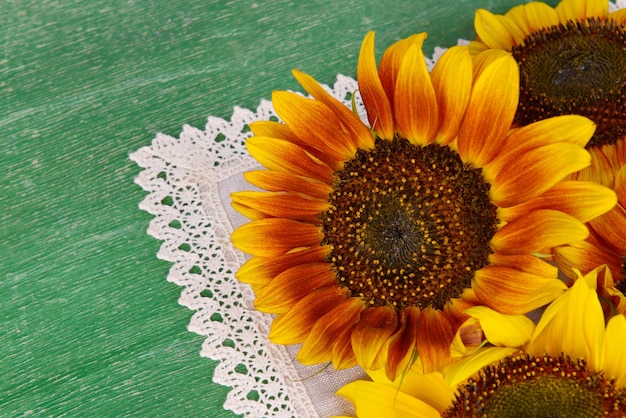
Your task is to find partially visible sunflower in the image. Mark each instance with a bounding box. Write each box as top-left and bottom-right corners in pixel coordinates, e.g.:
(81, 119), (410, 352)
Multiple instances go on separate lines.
(231, 31), (615, 380)
(337, 266), (626, 417)
(471, 0), (626, 286)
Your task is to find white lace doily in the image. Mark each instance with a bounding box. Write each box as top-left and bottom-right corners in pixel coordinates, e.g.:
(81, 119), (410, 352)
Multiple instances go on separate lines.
(129, 45), (449, 418)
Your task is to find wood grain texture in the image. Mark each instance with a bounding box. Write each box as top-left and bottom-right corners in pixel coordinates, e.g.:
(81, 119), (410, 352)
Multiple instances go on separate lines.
(1, 0), (555, 416)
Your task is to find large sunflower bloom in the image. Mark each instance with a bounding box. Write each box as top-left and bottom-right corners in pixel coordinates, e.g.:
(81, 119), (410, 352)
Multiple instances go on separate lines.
(472, 0), (626, 287)
(231, 31), (614, 379)
(337, 266), (626, 417)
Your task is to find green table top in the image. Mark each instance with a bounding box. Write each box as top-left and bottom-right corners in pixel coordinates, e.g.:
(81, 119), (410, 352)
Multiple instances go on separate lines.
(2, 0), (555, 416)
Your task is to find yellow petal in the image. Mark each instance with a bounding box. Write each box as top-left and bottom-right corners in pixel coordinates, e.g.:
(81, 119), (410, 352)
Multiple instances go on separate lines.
(602, 314), (626, 387)
(457, 50), (518, 167)
(431, 46), (472, 145)
(506, 2), (559, 35)
(474, 8), (518, 50)
(231, 218), (323, 257)
(555, 0), (608, 22)
(357, 31), (394, 139)
(336, 380), (440, 418)
(464, 306), (535, 347)
(443, 346), (519, 388)
(394, 43), (439, 145)
(351, 306), (398, 371)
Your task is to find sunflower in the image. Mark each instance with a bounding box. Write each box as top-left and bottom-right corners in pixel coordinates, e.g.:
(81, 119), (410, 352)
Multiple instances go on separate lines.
(337, 266), (626, 417)
(231, 31), (615, 380)
(472, 0), (626, 288)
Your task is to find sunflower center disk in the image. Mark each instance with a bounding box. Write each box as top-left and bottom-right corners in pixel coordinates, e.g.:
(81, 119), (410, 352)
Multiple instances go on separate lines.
(443, 355), (625, 417)
(321, 137), (498, 311)
(513, 17), (626, 147)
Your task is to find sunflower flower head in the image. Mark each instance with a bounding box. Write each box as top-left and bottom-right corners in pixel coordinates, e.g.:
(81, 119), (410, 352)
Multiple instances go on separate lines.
(338, 266), (626, 417)
(472, 0), (626, 288)
(231, 30), (614, 380)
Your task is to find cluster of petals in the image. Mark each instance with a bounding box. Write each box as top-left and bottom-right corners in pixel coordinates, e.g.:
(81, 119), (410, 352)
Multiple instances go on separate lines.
(230, 28), (617, 381)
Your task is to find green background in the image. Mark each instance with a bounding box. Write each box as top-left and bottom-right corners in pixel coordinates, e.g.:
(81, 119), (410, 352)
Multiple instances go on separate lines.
(2, 0), (555, 416)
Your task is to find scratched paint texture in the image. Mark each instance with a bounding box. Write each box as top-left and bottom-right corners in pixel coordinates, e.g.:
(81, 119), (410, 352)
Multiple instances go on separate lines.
(1, 0), (554, 416)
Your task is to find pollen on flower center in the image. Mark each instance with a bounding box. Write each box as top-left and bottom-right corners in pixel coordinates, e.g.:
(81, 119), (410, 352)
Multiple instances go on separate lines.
(443, 354), (626, 417)
(321, 137), (498, 311)
(512, 17), (626, 148)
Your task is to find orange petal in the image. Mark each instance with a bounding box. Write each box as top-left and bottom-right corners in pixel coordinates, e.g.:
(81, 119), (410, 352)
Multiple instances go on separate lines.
(293, 69), (375, 150)
(457, 50), (518, 167)
(394, 43), (439, 145)
(490, 142), (591, 207)
(491, 209), (589, 255)
(297, 297), (365, 365)
(231, 191), (329, 223)
(331, 324), (359, 369)
(269, 285), (348, 344)
(351, 306), (399, 371)
(488, 253), (558, 278)
(379, 33), (428, 119)
(498, 180), (617, 224)
(473, 266), (567, 315)
(615, 165), (626, 206)
(246, 136), (334, 183)
(486, 115), (595, 178)
(384, 307), (421, 380)
(589, 203), (626, 254)
(272, 91), (356, 166)
(415, 307), (455, 373)
(249, 120), (300, 142)
(231, 218), (323, 257)
(357, 32), (394, 139)
(431, 46), (472, 145)
(254, 262), (336, 313)
(243, 170), (333, 201)
(236, 245), (330, 288)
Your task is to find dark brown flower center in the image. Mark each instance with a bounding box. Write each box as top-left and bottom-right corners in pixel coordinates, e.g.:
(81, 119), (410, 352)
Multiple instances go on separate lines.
(321, 137), (498, 311)
(443, 354), (626, 417)
(512, 17), (626, 148)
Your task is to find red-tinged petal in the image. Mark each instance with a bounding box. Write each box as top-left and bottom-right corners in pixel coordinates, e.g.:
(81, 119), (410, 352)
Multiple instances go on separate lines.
(554, 240), (623, 280)
(488, 253), (558, 278)
(415, 307), (455, 373)
(331, 324), (359, 370)
(473, 266), (567, 315)
(574, 146), (617, 188)
(357, 32), (394, 139)
(231, 191), (329, 223)
(615, 166), (626, 206)
(231, 218), (323, 257)
(498, 181), (617, 224)
(351, 306), (398, 371)
(394, 44), (439, 145)
(246, 136), (334, 183)
(589, 203), (626, 254)
(254, 262), (336, 313)
(384, 307), (421, 380)
(457, 51), (518, 167)
(491, 209), (589, 255)
(236, 246), (330, 288)
(379, 33), (428, 118)
(243, 170), (333, 201)
(431, 46), (472, 145)
(272, 91), (356, 165)
(490, 142), (591, 207)
(474, 9), (518, 50)
(269, 285), (348, 344)
(297, 297), (365, 365)
(293, 69), (375, 150)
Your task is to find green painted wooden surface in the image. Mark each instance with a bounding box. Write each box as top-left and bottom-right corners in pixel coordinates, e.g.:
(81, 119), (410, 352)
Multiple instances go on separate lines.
(2, 0), (555, 416)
